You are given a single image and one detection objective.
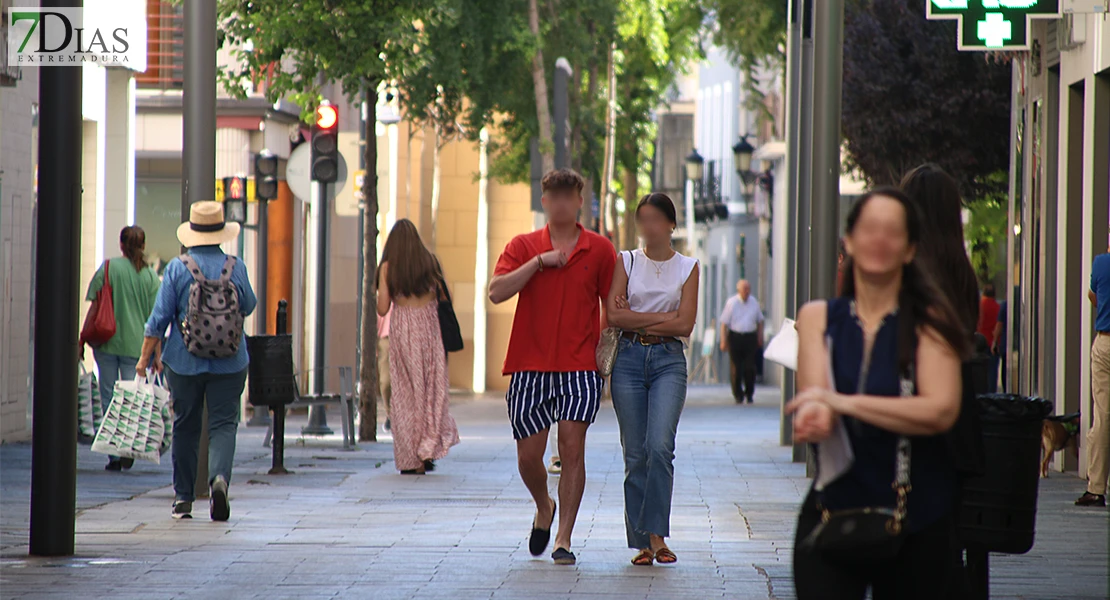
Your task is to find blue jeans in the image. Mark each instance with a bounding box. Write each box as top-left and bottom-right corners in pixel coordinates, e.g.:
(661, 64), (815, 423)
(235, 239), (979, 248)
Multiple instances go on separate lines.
(94, 350), (138, 462)
(610, 337), (688, 549)
(165, 368), (247, 502)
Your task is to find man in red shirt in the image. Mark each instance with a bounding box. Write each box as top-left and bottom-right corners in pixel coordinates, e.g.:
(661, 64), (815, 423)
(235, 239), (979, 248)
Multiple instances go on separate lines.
(489, 169), (616, 565)
(977, 283), (1001, 392)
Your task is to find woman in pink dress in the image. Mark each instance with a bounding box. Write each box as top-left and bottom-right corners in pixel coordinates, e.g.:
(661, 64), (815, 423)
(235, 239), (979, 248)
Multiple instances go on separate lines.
(376, 219), (460, 474)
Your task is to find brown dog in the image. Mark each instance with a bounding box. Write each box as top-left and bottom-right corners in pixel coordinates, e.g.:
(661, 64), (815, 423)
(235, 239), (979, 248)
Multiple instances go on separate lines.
(1041, 413), (1081, 478)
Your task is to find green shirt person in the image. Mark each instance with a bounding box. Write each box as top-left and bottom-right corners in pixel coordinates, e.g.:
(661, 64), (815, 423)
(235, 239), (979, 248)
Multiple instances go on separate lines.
(83, 226), (160, 471)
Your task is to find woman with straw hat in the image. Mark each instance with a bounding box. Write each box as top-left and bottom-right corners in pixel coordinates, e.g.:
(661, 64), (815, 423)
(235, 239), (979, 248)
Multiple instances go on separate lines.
(138, 201), (257, 521)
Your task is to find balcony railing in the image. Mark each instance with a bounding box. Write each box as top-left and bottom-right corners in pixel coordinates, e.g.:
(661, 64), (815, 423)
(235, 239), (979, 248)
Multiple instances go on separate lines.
(136, 0), (184, 90)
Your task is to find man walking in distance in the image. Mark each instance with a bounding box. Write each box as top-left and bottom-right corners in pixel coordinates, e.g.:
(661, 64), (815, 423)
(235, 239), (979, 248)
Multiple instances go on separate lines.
(488, 168), (616, 565)
(1077, 250), (1110, 507)
(718, 279), (763, 404)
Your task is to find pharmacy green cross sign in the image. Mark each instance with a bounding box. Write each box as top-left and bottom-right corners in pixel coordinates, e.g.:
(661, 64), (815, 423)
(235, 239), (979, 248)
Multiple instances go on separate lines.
(927, 1), (1061, 51)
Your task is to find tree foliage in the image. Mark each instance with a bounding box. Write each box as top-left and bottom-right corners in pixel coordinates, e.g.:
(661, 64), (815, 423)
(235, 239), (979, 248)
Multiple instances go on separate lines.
(965, 171), (1009, 282)
(411, 0), (705, 199)
(842, 0), (1012, 201)
(216, 0), (444, 443)
(706, 0), (787, 113)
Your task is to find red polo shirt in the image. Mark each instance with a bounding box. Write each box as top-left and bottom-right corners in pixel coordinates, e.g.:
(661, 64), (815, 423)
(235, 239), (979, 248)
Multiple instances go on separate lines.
(495, 224), (616, 375)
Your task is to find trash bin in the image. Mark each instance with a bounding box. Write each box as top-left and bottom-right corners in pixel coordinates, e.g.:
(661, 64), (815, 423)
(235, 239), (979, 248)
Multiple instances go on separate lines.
(959, 393), (1054, 554)
(246, 334), (295, 407)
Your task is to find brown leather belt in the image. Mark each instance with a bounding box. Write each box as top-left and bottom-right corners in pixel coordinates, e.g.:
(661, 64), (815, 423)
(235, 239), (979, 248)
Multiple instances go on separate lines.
(621, 331), (678, 346)
(1099, 331), (1110, 337)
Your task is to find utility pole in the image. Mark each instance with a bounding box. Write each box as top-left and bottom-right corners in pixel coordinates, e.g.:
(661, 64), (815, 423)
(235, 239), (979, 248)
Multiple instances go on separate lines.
(796, 0), (817, 468)
(810, 0), (844, 302)
(29, 0), (83, 557)
(182, 0), (217, 497)
(781, 0), (803, 451)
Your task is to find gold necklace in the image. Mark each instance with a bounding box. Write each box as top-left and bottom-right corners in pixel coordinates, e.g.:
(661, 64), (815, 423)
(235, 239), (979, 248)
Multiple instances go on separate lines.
(643, 250), (669, 278)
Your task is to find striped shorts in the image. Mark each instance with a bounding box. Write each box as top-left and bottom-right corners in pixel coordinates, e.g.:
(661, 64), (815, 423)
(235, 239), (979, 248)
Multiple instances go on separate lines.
(505, 371), (604, 440)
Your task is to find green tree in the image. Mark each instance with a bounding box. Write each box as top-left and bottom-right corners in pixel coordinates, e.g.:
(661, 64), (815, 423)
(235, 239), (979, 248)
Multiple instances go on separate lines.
(410, 0), (704, 246)
(841, 0), (1011, 200)
(217, 0), (442, 442)
(966, 172), (1009, 282)
(706, 0), (787, 118)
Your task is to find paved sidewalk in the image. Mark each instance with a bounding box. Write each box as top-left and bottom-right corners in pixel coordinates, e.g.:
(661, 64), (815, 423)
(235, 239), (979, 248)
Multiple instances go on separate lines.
(1, 385), (1107, 599)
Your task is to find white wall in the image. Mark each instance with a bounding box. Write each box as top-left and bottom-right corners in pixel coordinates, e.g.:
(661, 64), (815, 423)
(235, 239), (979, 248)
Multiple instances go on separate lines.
(0, 52), (40, 443)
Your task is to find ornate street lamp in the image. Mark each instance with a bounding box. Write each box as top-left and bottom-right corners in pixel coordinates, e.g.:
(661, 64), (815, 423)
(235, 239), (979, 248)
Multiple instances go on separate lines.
(685, 149), (707, 221)
(732, 136), (756, 180)
(732, 136), (758, 214)
(685, 148), (705, 182)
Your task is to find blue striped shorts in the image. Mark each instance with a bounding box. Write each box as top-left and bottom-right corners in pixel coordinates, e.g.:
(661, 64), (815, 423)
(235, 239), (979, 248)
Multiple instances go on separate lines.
(505, 371), (604, 440)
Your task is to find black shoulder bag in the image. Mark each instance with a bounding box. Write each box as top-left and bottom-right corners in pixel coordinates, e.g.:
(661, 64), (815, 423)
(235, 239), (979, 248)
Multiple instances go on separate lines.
(435, 274), (464, 353)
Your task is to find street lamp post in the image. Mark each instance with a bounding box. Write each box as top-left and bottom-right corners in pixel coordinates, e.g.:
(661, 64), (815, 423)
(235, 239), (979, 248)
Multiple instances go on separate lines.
(685, 149), (704, 232)
(732, 135), (758, 215)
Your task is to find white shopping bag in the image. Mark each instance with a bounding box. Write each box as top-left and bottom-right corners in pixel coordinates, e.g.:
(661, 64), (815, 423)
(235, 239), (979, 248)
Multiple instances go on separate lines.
(91, 376), (173, 464)
(77, 362), (102, 440)
(764, 318), (799, 371)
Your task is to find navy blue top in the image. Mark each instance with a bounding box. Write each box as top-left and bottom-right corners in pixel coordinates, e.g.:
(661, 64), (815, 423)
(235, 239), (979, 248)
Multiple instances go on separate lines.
(818, 297), (956, 532)
(1092, 254), (1110, 333)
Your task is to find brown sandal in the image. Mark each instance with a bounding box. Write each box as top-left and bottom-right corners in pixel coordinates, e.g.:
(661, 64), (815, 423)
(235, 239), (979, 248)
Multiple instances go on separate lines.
(654, 547), (677, 564)
(631, 549), (654, 566)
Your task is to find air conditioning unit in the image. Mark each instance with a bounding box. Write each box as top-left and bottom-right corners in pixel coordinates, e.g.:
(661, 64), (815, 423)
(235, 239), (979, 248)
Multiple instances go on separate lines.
(1061, 0), (1108, 13)
(1057, 13), (1087, 51)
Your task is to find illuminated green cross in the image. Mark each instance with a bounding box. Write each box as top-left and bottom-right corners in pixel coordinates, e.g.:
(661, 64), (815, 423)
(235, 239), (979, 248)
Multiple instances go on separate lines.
(978, 12), (1012, 47)
(926, 0), (1061, 51)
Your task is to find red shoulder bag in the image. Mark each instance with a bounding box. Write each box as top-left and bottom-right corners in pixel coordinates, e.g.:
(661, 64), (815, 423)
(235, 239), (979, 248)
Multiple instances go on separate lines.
(80, 261), (117, 348)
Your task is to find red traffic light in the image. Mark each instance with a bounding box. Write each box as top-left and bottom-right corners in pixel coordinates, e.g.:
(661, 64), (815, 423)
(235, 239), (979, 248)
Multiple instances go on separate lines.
(315, 104), (338, 130)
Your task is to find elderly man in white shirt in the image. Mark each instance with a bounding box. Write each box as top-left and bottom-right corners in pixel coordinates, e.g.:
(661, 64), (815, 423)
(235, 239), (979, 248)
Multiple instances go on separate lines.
(718, 279), (764, 404)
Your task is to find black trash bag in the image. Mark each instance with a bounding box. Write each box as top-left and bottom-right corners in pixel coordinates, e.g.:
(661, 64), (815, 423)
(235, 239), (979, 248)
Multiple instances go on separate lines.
(976, 393), (1054, 422)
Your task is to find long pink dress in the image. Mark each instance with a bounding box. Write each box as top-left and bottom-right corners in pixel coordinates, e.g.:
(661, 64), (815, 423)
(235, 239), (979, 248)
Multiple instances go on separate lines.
(387, 301), (460, 471)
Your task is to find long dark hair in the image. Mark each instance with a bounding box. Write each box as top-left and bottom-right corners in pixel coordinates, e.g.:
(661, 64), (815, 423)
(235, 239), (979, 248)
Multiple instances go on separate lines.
(840, 187), (971, 369)
(377, 219), (440, 298)
(899, 164), (980, 333)
(120, 226), (146, 272)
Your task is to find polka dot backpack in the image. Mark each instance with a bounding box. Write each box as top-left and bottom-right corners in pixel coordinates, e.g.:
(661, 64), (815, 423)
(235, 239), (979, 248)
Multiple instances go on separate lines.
(178, 254), (244, 359)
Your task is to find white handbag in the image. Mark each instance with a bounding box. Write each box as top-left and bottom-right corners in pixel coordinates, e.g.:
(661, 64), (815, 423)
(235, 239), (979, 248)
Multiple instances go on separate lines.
(763, 318), (799, 371)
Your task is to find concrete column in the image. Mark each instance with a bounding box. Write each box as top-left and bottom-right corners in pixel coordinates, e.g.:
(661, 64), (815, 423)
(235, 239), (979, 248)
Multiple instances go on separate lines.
(103, 68), (135, 253)
(472, 128), (490, 394)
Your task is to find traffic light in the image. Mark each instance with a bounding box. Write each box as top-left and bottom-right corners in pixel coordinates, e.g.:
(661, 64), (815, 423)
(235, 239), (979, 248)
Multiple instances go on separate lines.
(311, 101), (339, 183)
(254, 151), (279, 201)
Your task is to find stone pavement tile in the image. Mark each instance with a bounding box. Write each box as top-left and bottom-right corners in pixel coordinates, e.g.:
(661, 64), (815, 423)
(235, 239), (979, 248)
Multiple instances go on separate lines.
(2, 386), (1108, 599)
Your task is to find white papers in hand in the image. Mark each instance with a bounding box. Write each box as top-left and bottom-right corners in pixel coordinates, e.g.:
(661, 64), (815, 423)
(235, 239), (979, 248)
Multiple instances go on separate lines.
(815, 417), (854, 491)
(814, 334), (854, 491)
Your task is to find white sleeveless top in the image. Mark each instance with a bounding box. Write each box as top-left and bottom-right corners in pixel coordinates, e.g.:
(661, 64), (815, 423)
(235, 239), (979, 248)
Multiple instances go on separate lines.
(622, 249), (699, 313)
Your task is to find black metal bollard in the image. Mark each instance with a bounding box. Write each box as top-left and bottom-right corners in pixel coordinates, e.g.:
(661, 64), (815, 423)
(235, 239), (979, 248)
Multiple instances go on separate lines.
(270, 300), (291, 474)
(246, 300), (294, 475)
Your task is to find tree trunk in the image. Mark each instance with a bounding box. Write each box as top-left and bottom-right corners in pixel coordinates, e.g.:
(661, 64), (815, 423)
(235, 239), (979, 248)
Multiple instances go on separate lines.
(358, 85), (380, 443)
(528, 0), (554, 173)
(600, 42), (617, 242)
(622, 167), (638, 251)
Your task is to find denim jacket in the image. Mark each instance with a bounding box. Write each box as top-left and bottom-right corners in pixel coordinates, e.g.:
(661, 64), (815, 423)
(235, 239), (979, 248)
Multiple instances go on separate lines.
(144, 246), (257, 376)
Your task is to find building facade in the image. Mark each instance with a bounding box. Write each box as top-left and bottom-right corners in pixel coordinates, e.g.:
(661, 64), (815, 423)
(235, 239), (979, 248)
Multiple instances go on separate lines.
(1010, 13), (1110, 475)
(0, 1), (39, 443)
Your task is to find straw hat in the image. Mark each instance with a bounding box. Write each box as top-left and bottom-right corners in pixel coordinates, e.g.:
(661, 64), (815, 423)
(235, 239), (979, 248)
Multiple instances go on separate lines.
(177, 201), (241, 248)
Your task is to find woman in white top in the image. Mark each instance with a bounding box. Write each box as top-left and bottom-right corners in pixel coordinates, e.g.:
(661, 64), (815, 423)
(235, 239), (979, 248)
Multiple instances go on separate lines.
(606, 193), (700, 566)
